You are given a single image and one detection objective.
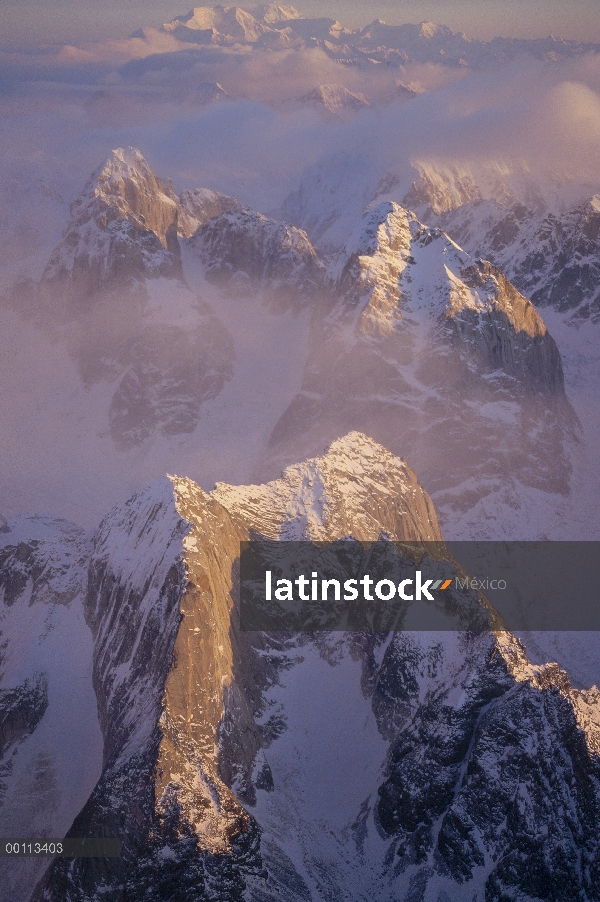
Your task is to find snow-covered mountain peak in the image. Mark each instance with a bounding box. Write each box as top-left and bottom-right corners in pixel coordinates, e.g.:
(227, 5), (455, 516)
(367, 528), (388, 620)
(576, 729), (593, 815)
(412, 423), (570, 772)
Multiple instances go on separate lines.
(345, 199), (414, 259)
(255, 2), (303, 24)
(403, 160), (486, 218)
(91, 475), (188, 597)
(193, 80), (230, 105)
(213, 430), (442, 541)
(301, 83), (370, 116)
(162, 3), (298, 43)
(72, 146), (178, 252)
(164, 3), (303, 32)
(22, 432), (600, 901)
(41, 147), (182, 295)
(98, 146), (148, 179)
(417, 21), (450, 39)
(177, 185), (239, 237)
(332, 200), (450, 333)
(332, 199), (553, 346)
(188, 206), (324, 301)
(164, 5), (255, 32)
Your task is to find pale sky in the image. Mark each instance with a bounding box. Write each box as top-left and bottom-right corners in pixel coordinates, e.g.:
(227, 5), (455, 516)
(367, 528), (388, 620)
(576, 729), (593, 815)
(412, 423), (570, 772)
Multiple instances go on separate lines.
(1, 0), (599, 47)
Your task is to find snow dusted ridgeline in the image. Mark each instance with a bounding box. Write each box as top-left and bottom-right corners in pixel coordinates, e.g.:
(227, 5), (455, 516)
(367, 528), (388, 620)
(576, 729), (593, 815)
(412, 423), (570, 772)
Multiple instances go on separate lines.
(188, 208), (325, 306)
(299, 84), (370, 118)
(321, 199), (568, 394)
(213, 431), (441, 541)
(0, 517), (102, 902)
(161, 3), (302, 46)
(442, 193), (600, 323)
(19, 432), (600, 900)
(40, 147), (182, 306)
(155, 5), (600, 63)
(159, 4), (351, 50)
(18, 148), (238, 450)
(280, 157), (600, 325)
(177, 187), (240, 238)
(394, 162), (600, 323)
(266, 201), (578, 533)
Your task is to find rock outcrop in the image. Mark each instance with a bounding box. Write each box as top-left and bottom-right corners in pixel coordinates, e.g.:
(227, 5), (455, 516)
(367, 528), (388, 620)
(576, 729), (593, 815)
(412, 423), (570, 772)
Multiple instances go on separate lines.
(266, 201), (577, 531)
(177, 187), (239, 238)
(20, 432), (600, 901)
(188, 208), (325, 305)
(41, 147), (182, 304)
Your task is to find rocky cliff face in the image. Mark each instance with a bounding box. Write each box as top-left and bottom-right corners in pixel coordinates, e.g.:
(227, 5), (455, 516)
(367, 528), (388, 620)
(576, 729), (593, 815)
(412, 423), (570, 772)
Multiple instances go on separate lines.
(41, 147), (182, 304)
(31, 432), (436, 899)
(266, 201), (577, 533)
(188, 208), (324, 306)
(19, 432), (600, 901)
(32, 477), (263, 901)
(440, 195), (600, 323)
(177, 188), (239, 239)
(0, 517), (101, 902)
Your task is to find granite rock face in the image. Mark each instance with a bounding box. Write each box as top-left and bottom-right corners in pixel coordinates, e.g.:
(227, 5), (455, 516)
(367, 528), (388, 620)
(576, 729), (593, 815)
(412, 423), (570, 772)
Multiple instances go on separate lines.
(188, 208), (325, 306)
(0, 517), (100, 902)
(41, 147), (182, 304)
(21, 433), (600, 901)
(266, 202), (577, 530)
(177, 187), (240, 239)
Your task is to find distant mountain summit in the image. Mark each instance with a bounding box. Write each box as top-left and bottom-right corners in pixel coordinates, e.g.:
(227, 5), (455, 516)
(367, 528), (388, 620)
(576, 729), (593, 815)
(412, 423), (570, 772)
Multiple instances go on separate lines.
(193, 80), (230, 105)
(162, 3), (304, 46)
(155, 5), (599, 63)
(300, 83), (369, 117)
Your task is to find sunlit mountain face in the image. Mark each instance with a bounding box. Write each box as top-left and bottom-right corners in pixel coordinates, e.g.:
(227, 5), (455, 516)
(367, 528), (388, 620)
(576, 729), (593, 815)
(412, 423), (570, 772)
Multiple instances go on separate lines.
(1, 4), (600, 901)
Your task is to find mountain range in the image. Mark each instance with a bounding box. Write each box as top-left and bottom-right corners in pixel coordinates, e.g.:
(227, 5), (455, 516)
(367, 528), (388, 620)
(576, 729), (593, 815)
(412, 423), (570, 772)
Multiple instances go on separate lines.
(2, 146), (582, 538)
(2, 8), (600, 894)
(149, 4), (600, 67)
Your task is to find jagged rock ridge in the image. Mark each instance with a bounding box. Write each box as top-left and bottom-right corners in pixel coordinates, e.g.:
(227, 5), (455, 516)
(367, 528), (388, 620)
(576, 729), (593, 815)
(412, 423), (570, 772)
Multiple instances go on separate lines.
(300, 84), (370, 117)
(188, 207), (325, 304)
(3, 148), (581, 537)
(157, 5), (600, 66)
(10, 432), (597, 901)
(265, 200), (576, 532)
(41, 147), (182, 301)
